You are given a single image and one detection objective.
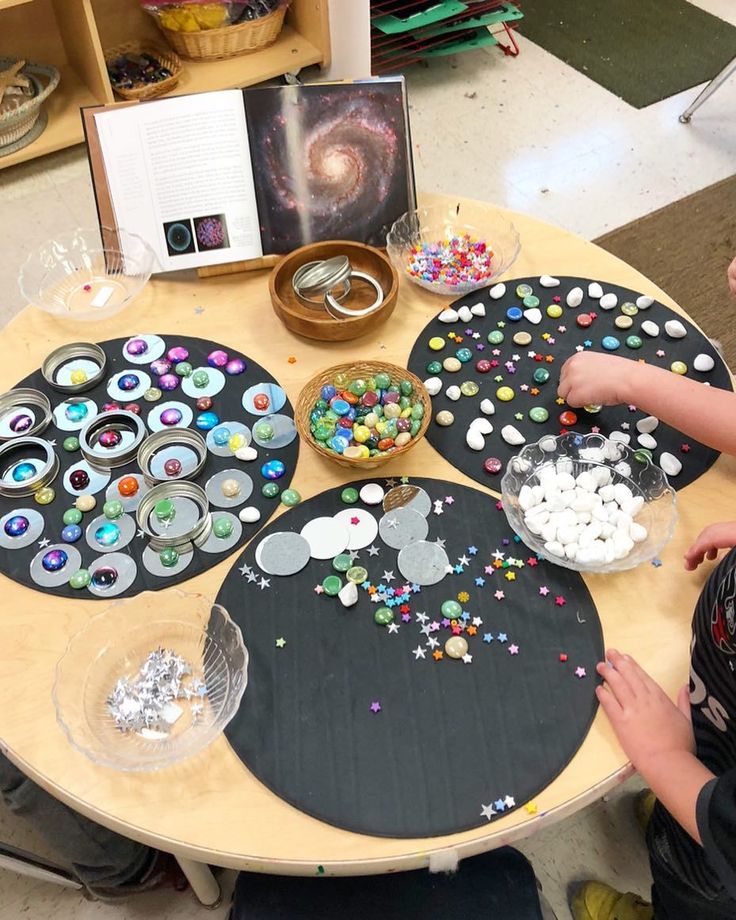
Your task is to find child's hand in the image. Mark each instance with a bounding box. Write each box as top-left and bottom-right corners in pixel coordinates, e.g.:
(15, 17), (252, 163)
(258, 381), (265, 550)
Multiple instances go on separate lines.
(596, 649), (695, 772)
(557, 352), (634, 408)
(728, 254), (736, 297)
(684, 522), (736, 571)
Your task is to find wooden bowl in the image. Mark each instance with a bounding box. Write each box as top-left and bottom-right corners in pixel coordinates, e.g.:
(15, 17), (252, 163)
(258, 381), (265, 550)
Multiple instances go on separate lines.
(295, 361), (431, 469)
(269, 241), (399, 342)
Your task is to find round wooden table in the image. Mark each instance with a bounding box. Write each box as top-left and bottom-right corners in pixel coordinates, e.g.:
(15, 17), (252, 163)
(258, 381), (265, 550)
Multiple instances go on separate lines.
(1, 198), (731, 897)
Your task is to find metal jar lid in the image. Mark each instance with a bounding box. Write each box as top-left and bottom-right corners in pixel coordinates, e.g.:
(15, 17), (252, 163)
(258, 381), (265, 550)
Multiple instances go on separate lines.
(0, 388), (52, 441)
(0, 436), (59, 497)
(293, 256), (351, 296)
(136, 480), (211, 551)
(41, 342), (107, 394)
(79, 410), (147, 469)
(137, 427), (207, 486)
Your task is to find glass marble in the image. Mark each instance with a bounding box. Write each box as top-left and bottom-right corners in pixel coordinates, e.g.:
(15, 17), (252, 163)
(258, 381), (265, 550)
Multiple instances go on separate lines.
(126, 338), (147, 356)
(626, 335), (643, 349)
(322, 575), (342, 596)
(262, 482), (279, 499)
(12, 462), (36, 482)
(529, 406), (549, 423)
(460, 381), (479, 397)
(602, 336), (620, 351)
(213, 517), (234, 539)
(95, 522), (120, 547)
(228, 432), (247, 452)
(671, 361), (688, 375)
(98, 430), (122, 449)
(42, 549), (68, 572)
(118, 374), (140, 392)
(160, 408), (183, 426)
(207, 350), (228, 368)
(150, 359), (171, 377)
(70, 369), (88, 386)
(34, 487), (55, 505)
(225, 358), (246, 376)
(441, 600), (462, 618)
(341, 487), (359, 504)
(126, 404), (141, 415)
(62, 436), (79, 452)
(621, 302), (638, 316)
(160, 547), (179, 567)
(70, 569), (91, 589)
(546, 305), (563, 318)
(516, 283), (533, 297)
(63, 508), (82, 525)
(428, 337), (445, 351)
(102, 403), (120, 412)
(196, 411), (220, 431)
(69, 469), (90, 491)
(254, 421), (274, 441)
(158, 374), (180, 391)
(522, 294), (540, 308)
(261, 459), (285, 480)
(281, 489), (301, 507)
(91, 566), (117, 590)
(65, 402), (89, 423)
(506, 307), (523, 322)
(196, 397), (213, 411)
(374, 606), (393, 626)
(118, 476), (139, 497)
(533, 368), (550, 384)
(4, 515), (29, 537)
(75, 495), (96, 512)
(426, 360), (442, 375)
(487, 330), (504, 345)
(9, 414), (32, 433)
(496, 387), (514, 402)
(167, 346), (189, 363)
(192, 370), (210, 388)
(61, 524), (82, 543)
(143, 388), (162, 402)
(154, 498), (175, 522)
(253, 393), (270, 411)
(103, 499), (124, 520)
(221, 478), (240, 498)
(456, 348), (473, 363)
(164, 458), (182, 477)
(212, 426), (232, 446)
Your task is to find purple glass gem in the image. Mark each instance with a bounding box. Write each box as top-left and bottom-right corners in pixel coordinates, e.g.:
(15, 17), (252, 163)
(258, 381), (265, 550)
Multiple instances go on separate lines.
(158, 374), (180, 392)
(9, 414), (32, 433)
(117, 373), (140, 392)
(382, 391), (400, 404)
(160, 407), (183, 426)
(98, 429), (122, 448)
(125, 338), (148, 357)
(150, 358), (171, 377)
(42, 549), (68, 572)
(396, 418), (411, 432)
(167, 346), (189, 363)
(207, 349), (228, 369)
(225, 357), (246, 376)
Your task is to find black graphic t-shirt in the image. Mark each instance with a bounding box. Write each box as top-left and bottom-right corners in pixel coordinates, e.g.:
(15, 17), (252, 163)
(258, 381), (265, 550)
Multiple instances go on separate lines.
(648, 548), (736, 905)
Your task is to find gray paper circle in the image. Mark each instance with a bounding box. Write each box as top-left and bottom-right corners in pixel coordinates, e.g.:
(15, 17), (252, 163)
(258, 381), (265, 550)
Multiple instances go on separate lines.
(205, 421), (251, 457)
(199, 513), (242, 554)
(63, 459), (110, 496)
(87, 553), (138, 598)
(242, 383), (287, 416)
(106, 475), (150, 513)
(0, 508), (44, 549)
(142, 543), (194, 577)
(148, 496), (203, 539)
(382, 485), (432, 518)
(53, 398), (98, 432)
(147, 444), (201, 481)
(30, 543), (81, 588)
(397, 540), (450, 586)
(147, 401), (194, 433)
(255, 532), (311, 576)
(205, 468), (253, 508)
(251, 414), (296, 449)
(107, 370), (152, 402)
(122, 334), (165, 365)
(378, 507), (429, 550)
(85, 513), (136, 553)
(181, 367), (226, 398)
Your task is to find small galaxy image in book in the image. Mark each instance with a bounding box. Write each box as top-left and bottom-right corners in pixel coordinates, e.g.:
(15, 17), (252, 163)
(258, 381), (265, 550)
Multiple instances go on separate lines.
(245, 80), (415, 253)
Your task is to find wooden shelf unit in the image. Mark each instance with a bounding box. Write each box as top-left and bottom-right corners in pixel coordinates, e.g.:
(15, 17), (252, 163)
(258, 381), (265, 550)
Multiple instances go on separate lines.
(0, 0), (330, 170)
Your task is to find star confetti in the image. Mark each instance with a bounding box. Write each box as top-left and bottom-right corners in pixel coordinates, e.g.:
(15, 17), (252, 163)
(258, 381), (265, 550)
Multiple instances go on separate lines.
(413, 646), (426, 659)
(494, 590), (505, 601)
(498, 632), (508, 643)
(555, 595), (566, 606)
(370, 701), (382, 713)
(539, 586), (549, 596)
(508, 644), (519, 655)
(433, 650), (444, 661)
(575, 667), (587, 679)
(480, 803), (496, 820)
(275, 637), (286, 648)
(483, 633), (493, 643)
(524, 802), (538, 815)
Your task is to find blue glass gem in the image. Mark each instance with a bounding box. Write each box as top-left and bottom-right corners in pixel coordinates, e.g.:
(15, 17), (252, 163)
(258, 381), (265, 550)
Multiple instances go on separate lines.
(320, 384), (336, 401)
(118, 373), (140, 392)
(212, 426), (232, 446)
(195, 411), (220, 431)
(4, 515), (29, 537)
(455, 347), (473, 363)
(329, 435), (347, 454)
(601, 336), (620, 351)
(11, 462), (36, 482)
(91, 566), (118, 589)
(61, 524), (82, 543)
(95, 522), (120, 547)
(331, 399), (350, 417)
(65, 402), (89, 423)
(506, 307), (523, 322)
(261, 459), (286, 480)
(42, 549), (68, 572)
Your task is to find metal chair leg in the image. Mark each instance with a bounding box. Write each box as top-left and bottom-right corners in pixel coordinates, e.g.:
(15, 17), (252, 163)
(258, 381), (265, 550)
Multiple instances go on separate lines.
(0, 839), (83, 890)
(679, 54), (736, 123)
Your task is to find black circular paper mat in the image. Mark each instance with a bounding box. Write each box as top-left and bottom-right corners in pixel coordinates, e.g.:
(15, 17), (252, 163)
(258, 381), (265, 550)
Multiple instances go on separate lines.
(217, 476), (603, 838)
(0, 335), (297, 599)
(407, 276), (732, 492)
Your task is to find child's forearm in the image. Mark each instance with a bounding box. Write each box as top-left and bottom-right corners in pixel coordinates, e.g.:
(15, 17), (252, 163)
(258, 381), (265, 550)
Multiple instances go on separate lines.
(637, 749), (715, 844)
(619, 363), (736, 455)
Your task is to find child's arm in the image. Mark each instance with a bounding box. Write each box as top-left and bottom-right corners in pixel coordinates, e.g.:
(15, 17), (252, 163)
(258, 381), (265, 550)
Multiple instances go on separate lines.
(557, 352), (736, 456)
(596, 648), (714, 844)
(684, 522), (736, 571)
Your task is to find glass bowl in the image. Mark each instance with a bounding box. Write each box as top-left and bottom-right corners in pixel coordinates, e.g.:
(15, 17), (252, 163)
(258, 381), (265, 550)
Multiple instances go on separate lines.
(18, 227), (154, 321)
(501, 432), (677, 573)
(386, 201), (520, 296)
(53, 590), (247, 771)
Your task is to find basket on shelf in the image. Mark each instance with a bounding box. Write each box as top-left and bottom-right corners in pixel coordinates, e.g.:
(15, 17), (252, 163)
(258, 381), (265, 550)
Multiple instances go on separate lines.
(295, 361), (432, 470)
(0, 59), (59, 151)
(158, 4), (287, 61)
(104, 44), (182, 101)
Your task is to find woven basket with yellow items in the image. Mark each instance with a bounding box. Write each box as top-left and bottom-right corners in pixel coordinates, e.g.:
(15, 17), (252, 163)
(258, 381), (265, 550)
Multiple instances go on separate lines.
(139, 0), (290, 61)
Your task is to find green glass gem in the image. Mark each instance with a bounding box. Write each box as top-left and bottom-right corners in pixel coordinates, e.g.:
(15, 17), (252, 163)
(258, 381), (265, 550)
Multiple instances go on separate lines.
(322, 574), (342, 596)
(374, 372), (391, 390)
(620, 302), (638, 316)
(460, 380), (479, 397)
(62, 436), (80, 452)
(426, 360), (443, 375)
(441, 599), (462, 619)
(281, 489), (301, 507)
(192, 370), (210, 388)
(341, 487), (359, 504)
(634, 448), (653, 464)
(316, 398), (329, 410)
(522, 294), (540, 308)
(63, 508), (83, 526)
(313, 422), (335, 441)
(410, 419), (421, 436)
(69, 569), (91, 590)
(533, 367), (550, 384)
(174, 361), (193, 377)
(516, 283), (533, 298)
(143, 387), (162, 402)
(373, 606), (394, 626)
(159, 547), (179, 567)
(254, 421), (274, 441)
(332, 553), (352, 572)
(154, 498), (175, 522)
(399, 395), (411, 410)
(347, 566), (368, 584)
(349, 378), (368, 397)
(262, 482), (280, 498)
(411, 404), (424, 420)
(399, 379), (413, 396)
(529, 406), (550, 423)
(387, 384), (400, 394)
(103, 499), (124, 520)
(213, 517), (234, 539)
(487, 330), (504, 345)
(626, 335), (643, 349)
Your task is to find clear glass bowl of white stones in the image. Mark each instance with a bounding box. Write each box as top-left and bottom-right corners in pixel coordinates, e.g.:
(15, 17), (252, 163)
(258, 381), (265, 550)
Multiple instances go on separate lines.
(501, 432), (677, 573)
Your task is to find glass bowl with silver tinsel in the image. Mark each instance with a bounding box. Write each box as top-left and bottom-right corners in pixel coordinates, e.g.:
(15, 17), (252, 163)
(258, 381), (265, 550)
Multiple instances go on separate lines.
(53, 590), (247, 770)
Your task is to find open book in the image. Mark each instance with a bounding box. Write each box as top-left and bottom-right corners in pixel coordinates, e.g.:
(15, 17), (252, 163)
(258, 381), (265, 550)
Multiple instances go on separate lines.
(85, 77), (416, 273)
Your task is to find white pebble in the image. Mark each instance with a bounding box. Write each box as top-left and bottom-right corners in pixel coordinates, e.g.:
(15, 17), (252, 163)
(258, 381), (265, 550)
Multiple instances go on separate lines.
(665, 319), (687, 339)
(458, 305), (473, 323)
(592, 466), (612, 487)
(489, 283), (506, 299)
(588, 281), (603, 299)
(580, 447), (606, 463)
(470, 303), (486, 317)
(541, 522), (558, 543)
(599, 293), (618, 310)
(511, 457), (531, 473)
(519, 484), (536, 511)
(604, 440), (623, 461)
(446, 385), (461, 401)
(236, 446), (257, 462)
(694, 353), (715, 373)
(576, 471), (597, 492)
(540, 435), (558, 453)
(621, 495), (645, 518)
(470, 417), (493, 435)
(614, 460), (632, 477)
(558, 525), (578, 545)
(544, 540), (565, 558)
(609, 431), (631, 445)
(636, 295), (654, 309)
(359, 483), (384, 505)
(637, 432), (657, 450)
(338, 581), (359, 608)
(540, 275), (560, 287)
(466, 428), (485, 451)
(239, 506), (261, 523)
(659, 452), (682, 476)
(636, 416), (659, 434)
(566, 286), (583, 307)
(641, 320), (659, 337)
(524, 308), (543, 325)
(438, 308), (458, 323)
(564, 544), (579, 561)
(556, 471), (576, 491)
(556, 458), (575, 476)
(614, 483), (633, 506)
(480, 398), (495, 416)
(501, 424), (525, 446)
(424, 376), (442, 396)
(613, 532), (634, 559)
(630, 522), (648, 543)
(598, 484), (615, 503)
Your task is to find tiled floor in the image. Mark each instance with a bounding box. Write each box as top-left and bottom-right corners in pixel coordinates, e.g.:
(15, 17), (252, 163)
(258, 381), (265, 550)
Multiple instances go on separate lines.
(1, 2), (735, 917)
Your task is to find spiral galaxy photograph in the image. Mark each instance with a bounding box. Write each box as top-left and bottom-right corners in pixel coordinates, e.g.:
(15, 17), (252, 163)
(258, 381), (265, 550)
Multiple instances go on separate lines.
(245, 79), (415, 253)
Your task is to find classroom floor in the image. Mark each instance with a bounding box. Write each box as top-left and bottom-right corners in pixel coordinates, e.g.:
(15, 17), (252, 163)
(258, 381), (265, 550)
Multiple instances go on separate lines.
(1, 2), (735, 916)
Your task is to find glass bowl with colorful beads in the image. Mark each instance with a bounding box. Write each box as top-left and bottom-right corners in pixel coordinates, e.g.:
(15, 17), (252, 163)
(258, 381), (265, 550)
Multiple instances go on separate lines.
(296, 361), (432, 468)
(386, 201), (521, 296)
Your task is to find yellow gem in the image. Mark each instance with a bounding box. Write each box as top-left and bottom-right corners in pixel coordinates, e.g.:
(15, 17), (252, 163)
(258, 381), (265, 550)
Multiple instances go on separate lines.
(546, 305), (563, 318)
(228, 432), (247, 452)
(428, 337), (445, 352)
(353, 425), (371, 444)
(70, 369), (88, 385)
(34, 486), (55, 505)
(496, 386), (515, 402)
(670, 361), (688, 375)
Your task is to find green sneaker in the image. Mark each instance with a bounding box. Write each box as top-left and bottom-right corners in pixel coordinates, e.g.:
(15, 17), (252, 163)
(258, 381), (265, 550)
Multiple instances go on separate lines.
(571, 881), (653, 920)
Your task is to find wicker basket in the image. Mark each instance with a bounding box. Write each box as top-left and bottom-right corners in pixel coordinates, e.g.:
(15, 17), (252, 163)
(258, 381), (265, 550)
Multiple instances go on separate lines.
(296, 361), (432, 470)
(0, 60), (59, 150)
(159, 5), (287, 61)
(104, 45), (182, 101)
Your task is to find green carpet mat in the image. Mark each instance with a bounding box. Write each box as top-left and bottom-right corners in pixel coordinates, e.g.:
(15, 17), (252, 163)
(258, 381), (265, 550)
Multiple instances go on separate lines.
(594, 175), (736, 368)
(519, 0), (736, 108)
